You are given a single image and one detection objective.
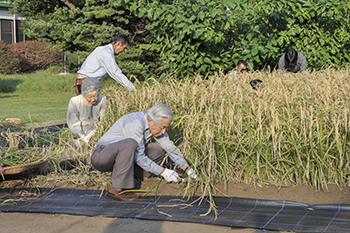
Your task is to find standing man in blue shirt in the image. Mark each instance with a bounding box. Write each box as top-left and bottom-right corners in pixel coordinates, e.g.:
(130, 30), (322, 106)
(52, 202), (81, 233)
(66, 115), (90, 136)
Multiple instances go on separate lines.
(75, 34), (137, 95)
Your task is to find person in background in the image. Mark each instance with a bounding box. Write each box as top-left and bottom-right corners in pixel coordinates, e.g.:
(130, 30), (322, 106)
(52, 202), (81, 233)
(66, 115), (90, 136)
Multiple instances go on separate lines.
(250, 79), (263, 90)
(75, 34), (137, 95)
(278, 48), (307, 73)
(228, 60), (248, 77)
(91, 103), (197, 201)
(67, 77), (107, 148)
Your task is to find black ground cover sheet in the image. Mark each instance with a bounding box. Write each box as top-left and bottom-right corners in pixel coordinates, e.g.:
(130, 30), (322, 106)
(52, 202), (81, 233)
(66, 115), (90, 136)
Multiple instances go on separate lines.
(1, 188), (349, 232)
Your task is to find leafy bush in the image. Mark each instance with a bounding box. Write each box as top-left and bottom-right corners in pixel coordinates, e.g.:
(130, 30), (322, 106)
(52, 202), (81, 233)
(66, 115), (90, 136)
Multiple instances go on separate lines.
(0, 41), (21, 74)
(239, 0), (350, 70)
(9, 41), (63, 72)
(0, 78), (23, 93)
(124, 0), (235, 79)
(10, 0), (350, 78)
(125, 0), (350, 76)
(10, 0), (160, 81)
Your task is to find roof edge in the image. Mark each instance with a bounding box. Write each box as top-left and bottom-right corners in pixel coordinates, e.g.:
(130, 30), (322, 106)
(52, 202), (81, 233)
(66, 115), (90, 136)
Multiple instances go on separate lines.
(0, 1), (15, 8)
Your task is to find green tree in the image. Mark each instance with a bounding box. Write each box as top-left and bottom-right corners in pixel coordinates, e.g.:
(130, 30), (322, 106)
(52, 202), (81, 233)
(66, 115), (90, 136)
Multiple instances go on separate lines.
(125, 0), (350, 74)
(124, 0), (239, 78)
(10, 0), (159, 80)
(10, 0), (350, 78)
(237, 0), (350, 70)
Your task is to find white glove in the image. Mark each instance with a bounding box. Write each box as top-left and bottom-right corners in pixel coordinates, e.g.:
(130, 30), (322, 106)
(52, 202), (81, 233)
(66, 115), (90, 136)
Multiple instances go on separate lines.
(85, 129), (96, 142)
(161, 168), (180, 182)
(80, 134), (87, 143)
(80, 129), (96, 143)
(187, 168), (197, 179)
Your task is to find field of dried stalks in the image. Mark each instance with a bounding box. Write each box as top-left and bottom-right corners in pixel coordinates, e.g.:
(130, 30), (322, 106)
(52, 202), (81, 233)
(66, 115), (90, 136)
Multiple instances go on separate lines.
(1, 69), (350, 210)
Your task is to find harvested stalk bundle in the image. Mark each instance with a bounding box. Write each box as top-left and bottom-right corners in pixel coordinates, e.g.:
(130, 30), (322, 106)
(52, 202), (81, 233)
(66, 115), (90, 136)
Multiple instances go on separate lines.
(1, 148), (46, 167)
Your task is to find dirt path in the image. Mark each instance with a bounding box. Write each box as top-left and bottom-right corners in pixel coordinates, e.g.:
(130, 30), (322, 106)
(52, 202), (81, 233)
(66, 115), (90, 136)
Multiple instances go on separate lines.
(0, 212), (277, 233)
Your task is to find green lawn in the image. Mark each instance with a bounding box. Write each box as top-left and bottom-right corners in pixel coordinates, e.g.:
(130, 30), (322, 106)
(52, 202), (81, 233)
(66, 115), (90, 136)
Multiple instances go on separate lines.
(0, 71), (76, 125)
(0, 70), (127, 125)
(0, 92), (73, 125)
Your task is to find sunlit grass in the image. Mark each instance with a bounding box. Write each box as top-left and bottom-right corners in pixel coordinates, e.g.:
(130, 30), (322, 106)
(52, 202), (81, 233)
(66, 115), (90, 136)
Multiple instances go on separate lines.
(0, 70), (125, 125)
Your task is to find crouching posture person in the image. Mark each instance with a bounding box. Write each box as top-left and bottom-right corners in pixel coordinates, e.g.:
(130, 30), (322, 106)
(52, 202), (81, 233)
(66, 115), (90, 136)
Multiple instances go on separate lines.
(67, 77), (107, 148)
(91, 103), (197, 201)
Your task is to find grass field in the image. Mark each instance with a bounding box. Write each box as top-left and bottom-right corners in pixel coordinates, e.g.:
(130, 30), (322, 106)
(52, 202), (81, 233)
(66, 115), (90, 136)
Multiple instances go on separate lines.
(0, 69), (118, 125)
(0, 69), (75, 125)
(0, 92), (73, 124)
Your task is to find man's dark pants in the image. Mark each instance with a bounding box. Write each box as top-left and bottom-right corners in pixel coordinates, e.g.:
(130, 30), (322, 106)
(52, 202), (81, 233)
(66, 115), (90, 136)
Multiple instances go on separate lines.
(91, 139), (165, 190)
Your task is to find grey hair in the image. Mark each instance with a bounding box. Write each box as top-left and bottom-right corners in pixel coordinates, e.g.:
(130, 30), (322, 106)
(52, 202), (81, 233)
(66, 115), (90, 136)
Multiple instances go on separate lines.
(146, 103), (173, 124)
(81, 77), (101, 96)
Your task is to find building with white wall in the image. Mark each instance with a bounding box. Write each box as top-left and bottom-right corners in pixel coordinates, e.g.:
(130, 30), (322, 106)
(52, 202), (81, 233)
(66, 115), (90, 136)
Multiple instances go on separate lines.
(0, 1), (26, 44)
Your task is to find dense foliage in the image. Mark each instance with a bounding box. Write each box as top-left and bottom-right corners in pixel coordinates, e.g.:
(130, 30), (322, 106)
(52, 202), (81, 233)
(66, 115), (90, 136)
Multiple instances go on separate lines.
(0, 41), (20, 74)
(9, 0), (160, 80)
(124, 0), (235, 78)
(125, 0), (350, 76)
(0, 41), (62, 74)
(10, 0), (350, 78)
(243, 0), (350, 70)
(9, 41), (63, 72)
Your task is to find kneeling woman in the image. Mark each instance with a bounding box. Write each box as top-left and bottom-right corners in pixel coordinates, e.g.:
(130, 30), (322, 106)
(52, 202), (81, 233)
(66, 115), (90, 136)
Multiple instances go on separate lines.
(67, 77), (107, 148)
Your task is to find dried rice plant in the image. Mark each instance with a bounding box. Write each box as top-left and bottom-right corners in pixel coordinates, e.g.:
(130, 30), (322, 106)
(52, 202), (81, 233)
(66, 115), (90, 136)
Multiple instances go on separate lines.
(2, 68), (350, 216)
(101, 68), (350, 193)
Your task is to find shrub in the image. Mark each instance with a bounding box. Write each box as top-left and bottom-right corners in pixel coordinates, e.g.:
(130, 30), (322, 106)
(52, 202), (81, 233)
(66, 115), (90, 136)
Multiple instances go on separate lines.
(9, 41), (63, 72)
(125, 0), (350, 76)
(124, 0), (234, 79)
(0, 41), (21, 74)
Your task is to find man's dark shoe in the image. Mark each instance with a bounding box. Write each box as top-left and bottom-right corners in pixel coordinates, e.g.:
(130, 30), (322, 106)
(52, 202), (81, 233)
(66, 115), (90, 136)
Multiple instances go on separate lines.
(108, 187), (139, 201)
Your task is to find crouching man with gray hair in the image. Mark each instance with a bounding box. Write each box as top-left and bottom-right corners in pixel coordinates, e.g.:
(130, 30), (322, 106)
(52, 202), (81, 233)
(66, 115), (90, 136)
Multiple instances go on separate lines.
(91, 103), (197, 201)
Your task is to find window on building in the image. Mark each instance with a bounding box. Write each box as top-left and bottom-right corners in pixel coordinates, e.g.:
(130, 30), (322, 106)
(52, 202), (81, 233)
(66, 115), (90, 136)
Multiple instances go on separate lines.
(1, 20), (13, 44)
(16, 20), (24, 42)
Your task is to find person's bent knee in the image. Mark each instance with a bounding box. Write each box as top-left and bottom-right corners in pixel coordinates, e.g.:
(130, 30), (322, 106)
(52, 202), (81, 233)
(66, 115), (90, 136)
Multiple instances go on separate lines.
(126, 138), (137, 146)
(91, 139), (137, 170)
(118, 138), (137, 152)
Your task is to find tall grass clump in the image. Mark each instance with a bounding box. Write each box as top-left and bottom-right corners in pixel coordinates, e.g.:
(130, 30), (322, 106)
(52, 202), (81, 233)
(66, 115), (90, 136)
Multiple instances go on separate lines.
(100, 68), (350, 193)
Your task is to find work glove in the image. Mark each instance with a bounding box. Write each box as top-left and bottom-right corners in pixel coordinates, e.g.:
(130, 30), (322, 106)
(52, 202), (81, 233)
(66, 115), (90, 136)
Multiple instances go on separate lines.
(80, 129), (96, 143)
(161, 168), (180, 182)
(85, 129), (96, 142)
(186, 168), (197, 179)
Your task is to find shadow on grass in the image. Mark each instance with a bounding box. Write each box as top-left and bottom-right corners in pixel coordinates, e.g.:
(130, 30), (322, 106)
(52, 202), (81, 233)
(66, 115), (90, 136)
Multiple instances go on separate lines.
(0, 95), (19, 98)
(0, 78), (23, 93)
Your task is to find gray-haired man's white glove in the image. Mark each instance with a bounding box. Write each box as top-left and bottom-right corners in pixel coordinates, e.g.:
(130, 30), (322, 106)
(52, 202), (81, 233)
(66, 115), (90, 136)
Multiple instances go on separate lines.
(187, 168), (197, 179)
(161, 168), (180, 182)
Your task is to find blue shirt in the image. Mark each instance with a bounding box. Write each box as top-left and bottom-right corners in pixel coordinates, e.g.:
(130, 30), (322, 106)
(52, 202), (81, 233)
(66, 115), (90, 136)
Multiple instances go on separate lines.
(96, 112), (188, 175)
